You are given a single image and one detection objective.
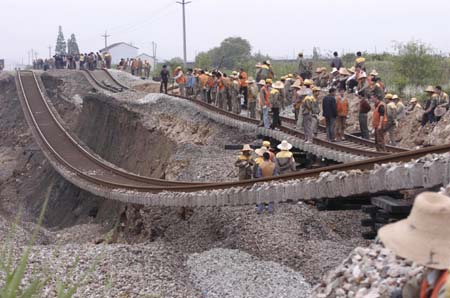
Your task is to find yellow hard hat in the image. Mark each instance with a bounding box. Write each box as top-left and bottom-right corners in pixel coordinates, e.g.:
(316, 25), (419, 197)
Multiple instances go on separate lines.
(265, 78), (273, 84)
(385, 93), (393, 100)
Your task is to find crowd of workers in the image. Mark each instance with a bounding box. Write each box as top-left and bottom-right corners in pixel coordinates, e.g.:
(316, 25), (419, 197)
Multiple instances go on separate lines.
(162, 51), (448, 152)
(117, 58), (152, 79)
(32, 52), (113, 71)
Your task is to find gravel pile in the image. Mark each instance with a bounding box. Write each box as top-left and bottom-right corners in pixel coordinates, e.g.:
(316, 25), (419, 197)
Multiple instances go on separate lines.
(3, 242), (198, 298)
(312, 243), (423, 298)
(187, 248), (312, 298)
(107, 69), (147, 87)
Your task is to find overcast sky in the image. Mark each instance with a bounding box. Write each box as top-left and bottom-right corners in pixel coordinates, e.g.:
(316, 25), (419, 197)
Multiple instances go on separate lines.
(2, 0), (449, 67)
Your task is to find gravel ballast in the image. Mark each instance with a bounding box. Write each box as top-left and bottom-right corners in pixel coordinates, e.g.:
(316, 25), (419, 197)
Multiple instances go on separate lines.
(187, 248), (312, 298)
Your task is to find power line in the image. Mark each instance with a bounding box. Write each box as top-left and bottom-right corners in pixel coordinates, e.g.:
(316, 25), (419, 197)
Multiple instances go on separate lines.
(177, 0), (191, 66)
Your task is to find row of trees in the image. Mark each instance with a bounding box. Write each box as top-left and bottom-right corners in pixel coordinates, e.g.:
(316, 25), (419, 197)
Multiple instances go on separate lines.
(55, 26), (80, 56)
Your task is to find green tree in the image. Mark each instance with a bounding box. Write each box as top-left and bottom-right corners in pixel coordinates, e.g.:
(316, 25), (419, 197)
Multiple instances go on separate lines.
(55, 26), (67, 55)
(393, 40), (447, 87)
(194, 52), (212, 70)
(67, 34), (80, 56)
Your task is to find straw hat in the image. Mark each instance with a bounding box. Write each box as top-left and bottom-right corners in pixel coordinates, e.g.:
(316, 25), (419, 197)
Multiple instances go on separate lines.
(265, 78), (273, 85)
(348, 66), (356, 74)
(321, 67), (327, 72)
(331, 67), (338, 74)
(265, 60), (271, 65)
(280, 76), (287, 81)
(255, 63), (262, 68)
(385, 93), (393, 100)
(255, 146), (267, 157)
(315, 67), (323, 73)
(410, 97), (418, 103)
(288, 73), (294, 78)
(379, 192), (450, 270)
(272, 81), (285, 89)
(339, 68), (350, 76)
(277, 140), (293, 151)
(232, 70), (238, 76)
(392, 94), (399, 100)
(291, 80), (302, 89)
(358, 72), (367, 79)
(258, 80), (266, 85)
(303, 79), (314, 86)
(312, 86), (321, 92)
(176, 66), (182, 70)
(246, 77), (256, 84)
(425, 86), (435, 93)
(241, 144), (253, 152)
(262, 140), (271, 148)
(370, 70), (379, 76)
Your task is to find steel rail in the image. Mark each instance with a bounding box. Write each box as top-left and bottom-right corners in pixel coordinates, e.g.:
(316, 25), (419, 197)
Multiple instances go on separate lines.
(17, 70), (450, 196)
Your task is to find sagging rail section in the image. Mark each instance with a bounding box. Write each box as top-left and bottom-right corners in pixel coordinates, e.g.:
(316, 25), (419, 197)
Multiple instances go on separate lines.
(15, 70), (450, 207)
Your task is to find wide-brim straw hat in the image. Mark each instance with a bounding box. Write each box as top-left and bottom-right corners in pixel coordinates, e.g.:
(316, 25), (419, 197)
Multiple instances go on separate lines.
(246, 77), (256, 84)
(303, 79), (314, 86)
(272, 81), (285, 89)
(315, 67), (323, 73)
(348, 66), (356, 73)
(265, 60), (271, 65)
(425, 86), (435, 93)
(312, 86), (321, 92)
(255, 147), (267, 157)
(392, 94), (399, 100)
(291, 80), (302, 89)
(339, 68), (350, 76)
(262, 140), (271, 148)
(410, 97), (418, 103)
(258, 80), (266, 85)
(241, 144), (253, 152)
(277, 140), (292, 151)
(435, 106), (447, 117)
(331, 67), (338, 74)
(379, 192), (450, 270)
(358, 72), (367, 79)
(370, 70), (379, 76)
(385, 93), (393, 100)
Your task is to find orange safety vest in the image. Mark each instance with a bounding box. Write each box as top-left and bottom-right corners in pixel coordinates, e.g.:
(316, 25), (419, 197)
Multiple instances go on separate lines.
(336, 96), (349, 117)
(175, 71), (186, 84)
(373, 101), (387, 129)
(260, 86), (270, 107)
(420, 271), (448, 298)
(217, 77), (225, 91)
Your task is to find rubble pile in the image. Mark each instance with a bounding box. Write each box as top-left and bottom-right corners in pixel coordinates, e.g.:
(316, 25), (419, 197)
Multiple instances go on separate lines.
(312, 243), (423, 298)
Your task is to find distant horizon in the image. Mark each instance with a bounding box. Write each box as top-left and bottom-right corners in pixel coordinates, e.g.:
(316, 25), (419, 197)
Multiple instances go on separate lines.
(2, 0), (450, 69)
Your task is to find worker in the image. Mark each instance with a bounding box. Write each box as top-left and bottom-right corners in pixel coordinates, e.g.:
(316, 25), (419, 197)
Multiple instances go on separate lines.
(322, 88), (338, 142)
(301, 95), (315, 143)
(174, 66), (186, 97)
(298, 52), (309, 80)
(223, 73), (233, 112)
(407, 97), (422, 114)
(335, 87), (349, 141)
(291, 79), (303, 122)
(104, 52), (112, 69)
(230, 74), (241, 114)
(275, 140), (296, 175)
(371, 94), (387, 151)
(393, 94), (406, 121)
(330, 51), (343, 70)
(246, 77), (258, 119)
(358, 94), (371, 139)
(284, 74), (293, 103)
(262, 140), (275, 161)
(215, 72), (226, 109)
(255, 152), (278, 214)
(379, 192), (450, 298)
(434, 86), (449, 121)
(270, 81), (285, 130)
(239, 68), (248, 107)
(311, 86), (321, 137)
(355, 51), (366, 70)
(198, 70), (209, 102)
(160, 65), (169, 94)
(422, 86), (437, 126)
(260, 79), (272, 128)
(253, 146), (267, 178)
(385, 93), (398, 146)
(234, 144), (255, 181)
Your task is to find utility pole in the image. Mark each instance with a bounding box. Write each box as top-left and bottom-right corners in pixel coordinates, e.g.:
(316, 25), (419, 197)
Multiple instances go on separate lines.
(176, 0), (191, 67)
(48, 45), (52, 58)
(152, 41), (158, 76)
(101, 31), (111, 49)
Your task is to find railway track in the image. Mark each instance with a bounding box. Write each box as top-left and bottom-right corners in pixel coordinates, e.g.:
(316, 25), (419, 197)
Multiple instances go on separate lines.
(87, 69), (405, 159)
(15, 69), (450, 207)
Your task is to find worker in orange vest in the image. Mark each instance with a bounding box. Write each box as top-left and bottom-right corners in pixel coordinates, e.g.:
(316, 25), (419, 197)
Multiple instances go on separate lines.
(174, 66), (186, 97)
(335, 87), (349, 141)
(370, 94), (387, 151)
(379, 192), (450, 298)
(259, 79), (272, 128)
(239, 68), (249, 107)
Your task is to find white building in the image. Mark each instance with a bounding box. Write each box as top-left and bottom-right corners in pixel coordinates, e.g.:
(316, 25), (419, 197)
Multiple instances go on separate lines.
(135, 53), (156, 70)
(99, 42), (138, 65)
